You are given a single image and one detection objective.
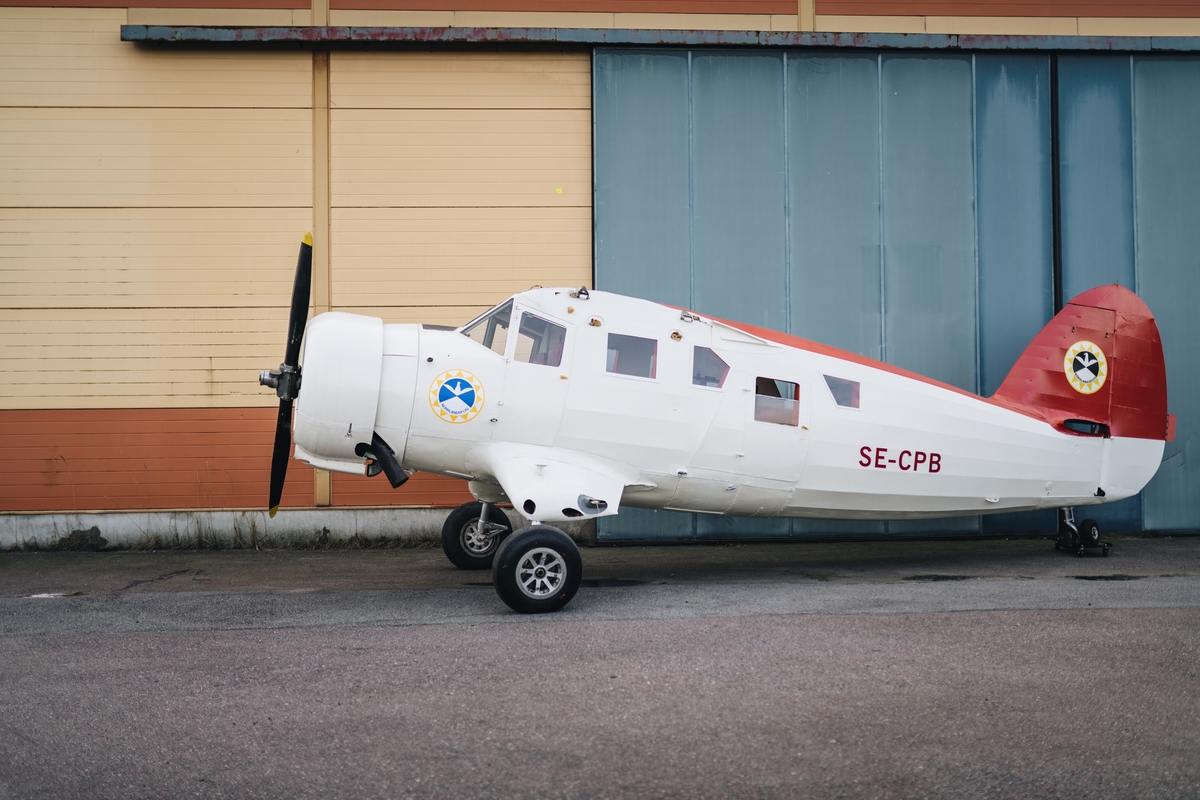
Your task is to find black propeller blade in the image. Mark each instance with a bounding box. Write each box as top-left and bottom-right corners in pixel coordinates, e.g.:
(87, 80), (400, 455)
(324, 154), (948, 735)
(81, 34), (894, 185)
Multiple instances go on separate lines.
(260, 233), (313, 518)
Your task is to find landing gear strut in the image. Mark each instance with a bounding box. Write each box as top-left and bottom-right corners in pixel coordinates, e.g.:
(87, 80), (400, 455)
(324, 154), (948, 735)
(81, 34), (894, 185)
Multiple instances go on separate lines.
(441, 501), (514, 570)
(1054, 507), (1109, 557)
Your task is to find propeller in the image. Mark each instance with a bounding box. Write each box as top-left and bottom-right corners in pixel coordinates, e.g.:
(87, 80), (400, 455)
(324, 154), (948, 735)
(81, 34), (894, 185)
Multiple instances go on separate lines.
(259, 233), (313, 518)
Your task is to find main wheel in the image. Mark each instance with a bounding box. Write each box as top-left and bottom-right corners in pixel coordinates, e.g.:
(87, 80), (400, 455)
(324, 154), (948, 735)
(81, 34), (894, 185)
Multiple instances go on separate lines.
(1078, 518), (1101, 548)
(441, 502), (513, 570)
(492, 526), (582, 614)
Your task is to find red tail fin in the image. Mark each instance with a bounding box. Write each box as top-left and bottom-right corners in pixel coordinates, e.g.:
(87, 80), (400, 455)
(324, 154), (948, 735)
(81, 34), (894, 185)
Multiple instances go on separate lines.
(992, 285), (1171, 441)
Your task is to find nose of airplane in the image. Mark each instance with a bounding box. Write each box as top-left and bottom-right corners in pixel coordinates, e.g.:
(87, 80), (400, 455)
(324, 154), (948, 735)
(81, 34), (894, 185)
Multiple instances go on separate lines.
(293, 312), (385, 462)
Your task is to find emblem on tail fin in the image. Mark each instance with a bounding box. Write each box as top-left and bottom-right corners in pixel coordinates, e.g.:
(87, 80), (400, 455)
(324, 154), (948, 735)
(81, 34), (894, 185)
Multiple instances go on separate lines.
(1064, 341), (1108, 395)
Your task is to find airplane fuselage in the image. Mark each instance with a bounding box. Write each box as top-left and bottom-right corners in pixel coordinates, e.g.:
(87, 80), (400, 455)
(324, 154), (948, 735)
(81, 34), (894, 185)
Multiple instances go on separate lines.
(292, 289), (1165, 524)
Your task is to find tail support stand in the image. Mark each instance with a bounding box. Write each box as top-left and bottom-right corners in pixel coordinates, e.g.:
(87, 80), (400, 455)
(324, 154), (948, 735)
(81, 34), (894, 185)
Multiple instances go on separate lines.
(1054, 507), (1110, 557)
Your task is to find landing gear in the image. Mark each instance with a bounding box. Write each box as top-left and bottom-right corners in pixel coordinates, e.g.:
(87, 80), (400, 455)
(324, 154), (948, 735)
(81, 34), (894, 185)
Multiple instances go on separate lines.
(1054, 508), (1109, 557)
(441, 501), (513, 570)
(492, 525), (582, 614)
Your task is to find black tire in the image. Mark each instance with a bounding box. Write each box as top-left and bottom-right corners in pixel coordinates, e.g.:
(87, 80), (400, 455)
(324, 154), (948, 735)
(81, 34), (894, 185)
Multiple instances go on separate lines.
(1078, 518), (1101, 548)
(492, 526), (582, 614)
(441, 502), (513, 570)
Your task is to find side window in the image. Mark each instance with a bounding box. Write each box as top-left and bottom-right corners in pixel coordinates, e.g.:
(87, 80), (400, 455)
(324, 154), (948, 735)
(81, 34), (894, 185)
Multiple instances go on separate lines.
(692, 346), (730, 388)
(606, 333), (657, 379)
(461, 299), (513, 356)
(514, 313), (566, 367)
(823, 375), (860, 408)
(754, 377), (800, 426)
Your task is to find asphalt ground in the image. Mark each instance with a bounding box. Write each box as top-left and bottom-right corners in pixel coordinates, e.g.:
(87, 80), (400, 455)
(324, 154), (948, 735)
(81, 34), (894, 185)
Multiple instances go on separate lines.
(2, 536), (1198, 799)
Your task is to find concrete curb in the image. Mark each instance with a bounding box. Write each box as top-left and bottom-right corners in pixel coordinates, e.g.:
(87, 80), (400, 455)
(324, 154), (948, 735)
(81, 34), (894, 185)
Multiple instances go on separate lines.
(0, 508), (597, 550)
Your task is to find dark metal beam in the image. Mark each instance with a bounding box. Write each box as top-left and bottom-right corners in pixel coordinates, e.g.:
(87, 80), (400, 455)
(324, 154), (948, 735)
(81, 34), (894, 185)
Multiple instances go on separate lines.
(120, 25), (1200, 51)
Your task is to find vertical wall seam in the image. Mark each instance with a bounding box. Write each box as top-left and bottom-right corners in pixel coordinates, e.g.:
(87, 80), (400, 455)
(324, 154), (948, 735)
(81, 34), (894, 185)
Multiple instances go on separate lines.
(312, 47), (332, 507)
(1129, 54), (1140, 297)
(877, 53), (887, 537)
(1128, 53), (1143, 532)
(687, 49), (696, 314)
(877, 53), (886, 366)
(971, 54), (981, 397)
(1049, 52), (1064, 312)
(687, 48), (697, 539)
(782, 51), (792, 337)
(591, 48), (598, 291)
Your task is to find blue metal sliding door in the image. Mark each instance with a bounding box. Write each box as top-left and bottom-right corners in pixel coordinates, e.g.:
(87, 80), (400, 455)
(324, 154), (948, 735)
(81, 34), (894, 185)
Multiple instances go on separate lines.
(594, 48), (1195, 540)
(1058, 55), (1200, 532)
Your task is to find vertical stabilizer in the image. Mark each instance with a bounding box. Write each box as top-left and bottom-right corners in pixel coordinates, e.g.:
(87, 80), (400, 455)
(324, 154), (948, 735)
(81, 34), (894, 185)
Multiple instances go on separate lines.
(992, 285), (1171, 441)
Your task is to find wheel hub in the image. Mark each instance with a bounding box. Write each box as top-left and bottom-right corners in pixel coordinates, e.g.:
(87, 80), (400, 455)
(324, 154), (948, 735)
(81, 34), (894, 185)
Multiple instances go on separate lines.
(462, 520), (502, 555)
(516, 547), (566, 599)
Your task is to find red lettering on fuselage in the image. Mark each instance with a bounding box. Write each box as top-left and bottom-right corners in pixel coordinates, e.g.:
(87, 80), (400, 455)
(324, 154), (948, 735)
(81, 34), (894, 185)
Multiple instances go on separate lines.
(859, 446), (942, 473)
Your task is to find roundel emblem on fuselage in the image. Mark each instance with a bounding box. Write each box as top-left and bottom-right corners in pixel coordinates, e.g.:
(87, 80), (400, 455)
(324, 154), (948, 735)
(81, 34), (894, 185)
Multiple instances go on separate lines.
(1064, 341), (1108, 395)
(429, 370), (484, 423)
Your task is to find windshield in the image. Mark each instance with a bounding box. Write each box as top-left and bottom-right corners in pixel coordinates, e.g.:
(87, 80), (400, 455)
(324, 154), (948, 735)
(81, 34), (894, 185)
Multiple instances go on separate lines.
(460, 299), (514, 355)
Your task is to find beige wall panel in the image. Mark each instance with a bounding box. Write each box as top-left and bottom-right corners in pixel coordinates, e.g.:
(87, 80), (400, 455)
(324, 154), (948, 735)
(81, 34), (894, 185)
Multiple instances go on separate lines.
(328, 10), (455, 26)
(926, 15), (1078, 33)
(338, 306), (494, 328)
(0, 108), (311, 208)
(332, 51), (590, 111)
(0, 308), (289, 409)
(451, 11), (617, 28)
(612, 12), (772, 29)
(1078, 17), (1200, 34)
(0, 8), (311, 109)
(126, 8), (296, 26)
(0, 208), (313, 309)
(331, 108), (589, 208)
(815, 14), (926, 30)
(331, 206), (591, 311)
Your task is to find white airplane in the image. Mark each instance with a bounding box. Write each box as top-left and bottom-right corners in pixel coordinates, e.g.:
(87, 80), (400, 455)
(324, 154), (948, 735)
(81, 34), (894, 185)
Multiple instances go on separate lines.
(260, 235), (1174, 613)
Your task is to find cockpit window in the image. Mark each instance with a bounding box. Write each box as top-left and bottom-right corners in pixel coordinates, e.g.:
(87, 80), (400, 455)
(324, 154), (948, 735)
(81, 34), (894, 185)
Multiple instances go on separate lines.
(461, 299), (513, 355)
(515, 313), (566, 367)
(754, 377), (800, 426)
(692, 346), (729, 388)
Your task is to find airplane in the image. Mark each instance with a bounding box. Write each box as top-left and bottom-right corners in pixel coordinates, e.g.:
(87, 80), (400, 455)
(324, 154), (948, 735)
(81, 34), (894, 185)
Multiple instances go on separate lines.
(260, 235), (1174, 614)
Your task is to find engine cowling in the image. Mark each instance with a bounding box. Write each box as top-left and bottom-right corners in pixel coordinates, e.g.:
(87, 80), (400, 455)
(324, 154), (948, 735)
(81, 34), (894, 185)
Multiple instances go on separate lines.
(293, 312), (384, 470)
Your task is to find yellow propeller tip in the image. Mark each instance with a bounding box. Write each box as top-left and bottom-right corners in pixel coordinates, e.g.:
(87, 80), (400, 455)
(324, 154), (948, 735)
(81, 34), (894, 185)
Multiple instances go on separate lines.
(302, 232), (313, 247)
(269, 506), (279, 518)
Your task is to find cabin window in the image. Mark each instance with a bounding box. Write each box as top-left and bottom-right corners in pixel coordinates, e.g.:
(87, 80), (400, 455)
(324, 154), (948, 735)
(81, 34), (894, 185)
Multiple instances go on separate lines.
(823, 375), (860, 409)
(514, 313), (566, 367)
(607, 333), (657, 379)
(461, 299), (513, 356)
(754, 377), (800, 426)
(692, 346), (730, 388)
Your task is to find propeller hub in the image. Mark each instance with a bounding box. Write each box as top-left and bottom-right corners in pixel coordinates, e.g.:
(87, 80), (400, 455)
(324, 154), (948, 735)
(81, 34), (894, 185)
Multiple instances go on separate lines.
(260, 363), (301, 401)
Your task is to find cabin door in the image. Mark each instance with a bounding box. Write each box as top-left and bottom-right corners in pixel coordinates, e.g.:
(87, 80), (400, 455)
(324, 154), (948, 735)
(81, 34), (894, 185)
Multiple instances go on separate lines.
(739, 374), (809, 485)
(492, 309), (573, 447)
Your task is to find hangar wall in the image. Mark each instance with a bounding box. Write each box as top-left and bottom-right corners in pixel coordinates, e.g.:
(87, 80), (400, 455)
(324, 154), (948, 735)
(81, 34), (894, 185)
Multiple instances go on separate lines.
(595, 49), (1200, 538)
(1, 0), (1197, 537)
(0, 9), (590, 516)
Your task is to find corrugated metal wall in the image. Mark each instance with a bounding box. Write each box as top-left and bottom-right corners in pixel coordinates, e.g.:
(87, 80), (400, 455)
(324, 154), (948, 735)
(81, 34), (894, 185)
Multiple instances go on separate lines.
(594, 48), (1199, 539)
(1057, 55), (1200, 532)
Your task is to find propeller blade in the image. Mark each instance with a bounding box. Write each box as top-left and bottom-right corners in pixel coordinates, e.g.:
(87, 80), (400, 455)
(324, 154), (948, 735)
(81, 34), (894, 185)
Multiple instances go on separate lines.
(284, 233), (313, 368)
(268, 398), (293, 518)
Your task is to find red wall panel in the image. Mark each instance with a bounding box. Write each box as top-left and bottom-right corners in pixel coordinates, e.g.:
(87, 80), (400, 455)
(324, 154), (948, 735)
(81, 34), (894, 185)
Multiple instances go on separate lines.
(0, 408), (470, 513)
